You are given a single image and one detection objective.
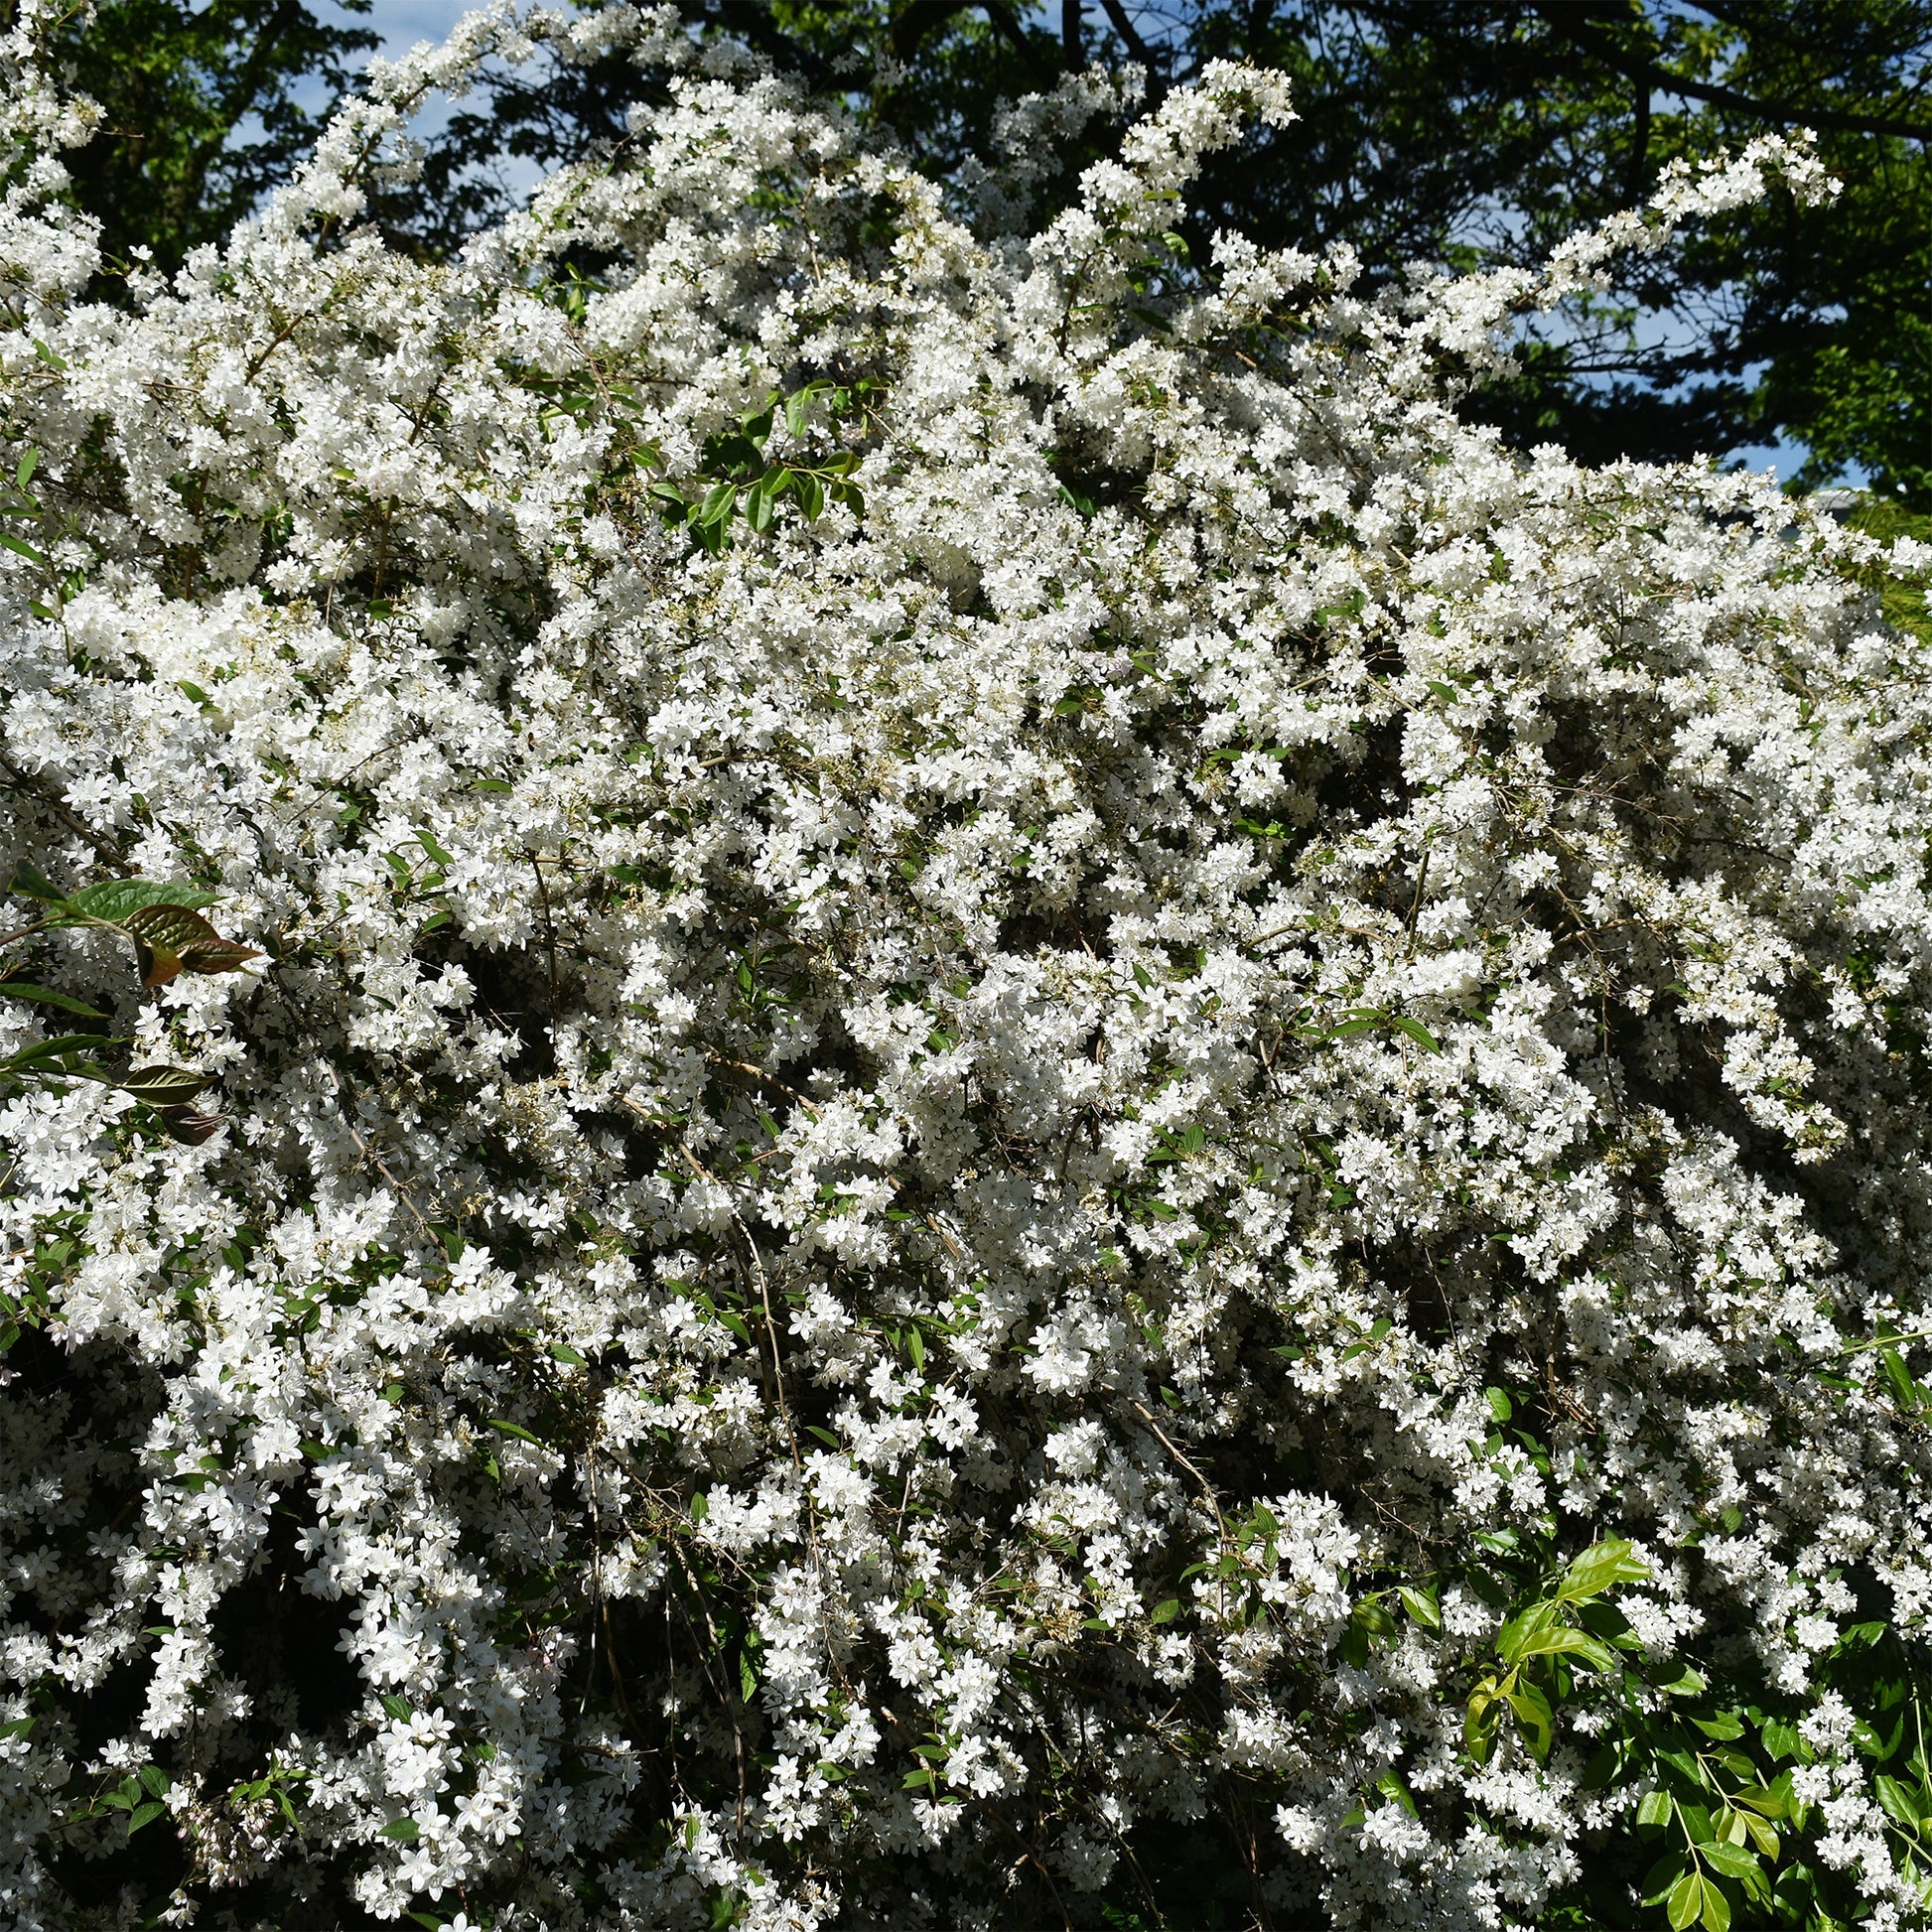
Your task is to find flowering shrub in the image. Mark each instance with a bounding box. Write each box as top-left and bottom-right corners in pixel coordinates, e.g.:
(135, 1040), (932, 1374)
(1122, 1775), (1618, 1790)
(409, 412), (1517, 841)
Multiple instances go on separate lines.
(2, 6), (1931, 1928)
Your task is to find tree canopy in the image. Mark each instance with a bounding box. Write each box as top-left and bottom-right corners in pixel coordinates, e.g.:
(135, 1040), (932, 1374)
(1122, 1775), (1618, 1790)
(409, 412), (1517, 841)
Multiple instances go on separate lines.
(58, 0), (1920, 500)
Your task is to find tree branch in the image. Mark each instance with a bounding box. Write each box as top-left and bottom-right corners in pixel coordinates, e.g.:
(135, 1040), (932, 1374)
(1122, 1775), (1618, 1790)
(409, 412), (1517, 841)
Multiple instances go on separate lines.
(1535, 4), (1931, 144)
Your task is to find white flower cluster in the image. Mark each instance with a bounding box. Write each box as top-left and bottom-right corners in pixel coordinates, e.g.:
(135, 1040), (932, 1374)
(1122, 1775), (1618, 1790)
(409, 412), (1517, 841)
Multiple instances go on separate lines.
(0, 6), (1928, 1928)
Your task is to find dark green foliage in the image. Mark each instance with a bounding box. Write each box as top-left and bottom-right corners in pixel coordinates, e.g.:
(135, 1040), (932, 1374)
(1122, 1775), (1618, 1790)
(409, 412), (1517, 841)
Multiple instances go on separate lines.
(33, 0), (376, 278)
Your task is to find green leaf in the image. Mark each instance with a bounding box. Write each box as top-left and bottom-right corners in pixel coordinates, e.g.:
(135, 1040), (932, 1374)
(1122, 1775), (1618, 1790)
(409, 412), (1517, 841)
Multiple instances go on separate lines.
(380, 1695), (412, 1721)
(118, 1065), (208, 1106)
(1555, 1538), (1651, 1602)
(379, 1817), (420, 1841)
(16, 448), (36, 491)
(3, 1031), (112, 1070)
(1642, 1851), (1692, 1905)
(1701, 1840), (1762, 1882)
(1374, 1769), (1418, 1817)
(1484, 1386), (1513, 1423)
(548, 1342), (587, 1367)
(6, 862), (64, 902)
(1396, 1585), (1441, 1629)
(1691, 1712), (1745, 1740)
(1637, 1790), (1675, 1832)
(1505, 1681), (1556, 1758)
(740, 1654), (758, 1703)
(1388, 1015), (1442, 1052)
(1667, 1870), (1703, 1931)
(0, 981), (108, 1018)
(137, 1764), (171, 1799)
(1876, 1774), (1925, 1831)
(1503, 1624), (1619, 1673)
(68, 879), (218, 922)
(1881, 1346), (1923, 1410)
(0, 530), (49, 567)
(127, 1799), (167, 1834)
(487, 1417), (541, 1444)
(1150, 1598), (1180, 1624)
(1653, 1663), (1710, 1698)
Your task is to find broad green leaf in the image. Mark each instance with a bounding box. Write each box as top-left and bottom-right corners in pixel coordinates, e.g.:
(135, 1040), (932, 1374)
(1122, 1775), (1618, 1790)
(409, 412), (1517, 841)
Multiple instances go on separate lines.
(380, 1818), (420, 1841)
(1881, 1346), (1923, 1410)
(1876, 1774), (1925, 1831)
(1555, 1538), (1650, 1602)
(1637, 1789), (1675, 1831)
(1505, 1681), (1555, 1759)
(487, 1417), (541, 1444)
(1498, 1624), (1618, 1673)
(1396, 1585), (1441, 1629)
(1464, 1682), (1499, 1763)
(0, 981), (108, 1018)
(1653, 1663), (1709, 1697)
(137, 1764), (171, 1799)
(1701, 1840), (1762, 1883)
(548, 1342), (587, 1367)
(1484, 1386), (1513, 1422)
(1150, 1598), (1180, 1623)
(127, 1799), (167, 1834)
(121, 901), (223, 951)
(3, 1032), (111, 1070)
(68, 879), (218, 922)
(1375, 1769), (1418, 1817)
(1666, 1871), (1703, 1931)
(1692, 1712), (1745, 1740)
(0, 530), (48, 567)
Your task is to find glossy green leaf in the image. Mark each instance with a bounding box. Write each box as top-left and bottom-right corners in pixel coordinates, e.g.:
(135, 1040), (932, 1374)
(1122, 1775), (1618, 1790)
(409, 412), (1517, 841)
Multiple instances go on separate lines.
(1876, 1774), (1926, 1831)
(1554, 1538), (1650, 1602)
(68, 879), (219, 922)
(1396, 1585), (1441, 1629)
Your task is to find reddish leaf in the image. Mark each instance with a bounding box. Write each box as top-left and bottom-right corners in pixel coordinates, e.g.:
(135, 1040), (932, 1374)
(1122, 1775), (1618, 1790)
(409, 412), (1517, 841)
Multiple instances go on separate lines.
(178, 939), (261, 975)
(135, 942), (182, 989)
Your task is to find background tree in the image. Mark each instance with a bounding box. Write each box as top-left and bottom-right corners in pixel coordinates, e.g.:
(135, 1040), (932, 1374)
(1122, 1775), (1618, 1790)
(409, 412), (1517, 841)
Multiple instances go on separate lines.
(27, 0), (376, 279)
(37, 0), (1932, 489)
